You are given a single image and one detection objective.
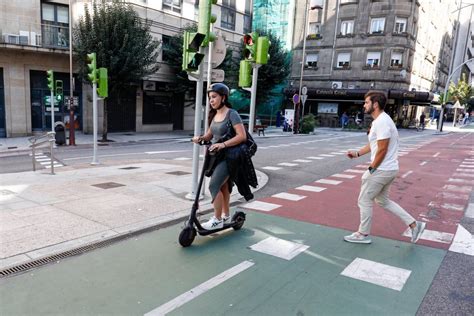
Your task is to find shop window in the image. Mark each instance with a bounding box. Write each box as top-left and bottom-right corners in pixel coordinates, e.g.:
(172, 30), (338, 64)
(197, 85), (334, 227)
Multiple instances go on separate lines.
(161, 35), (171, 62)
(143, 92), (173, 124)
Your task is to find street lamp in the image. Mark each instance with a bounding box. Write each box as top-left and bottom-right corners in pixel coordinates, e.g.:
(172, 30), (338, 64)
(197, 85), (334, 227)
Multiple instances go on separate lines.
(68, 0), (75, 145)
(296, 1), (322, 133)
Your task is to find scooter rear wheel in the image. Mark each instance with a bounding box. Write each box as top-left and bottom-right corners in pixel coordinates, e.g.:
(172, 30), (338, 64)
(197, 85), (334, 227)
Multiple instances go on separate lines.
(232, 212), (246, 230)
(179, 226), (196, 247)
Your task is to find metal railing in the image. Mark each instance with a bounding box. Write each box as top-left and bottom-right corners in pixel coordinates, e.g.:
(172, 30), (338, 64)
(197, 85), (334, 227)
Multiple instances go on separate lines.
(28, 132), (56, 175)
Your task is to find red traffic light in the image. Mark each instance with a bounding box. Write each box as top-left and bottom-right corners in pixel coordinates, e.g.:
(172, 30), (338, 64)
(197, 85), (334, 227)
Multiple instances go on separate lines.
(243, 34), (254, 46)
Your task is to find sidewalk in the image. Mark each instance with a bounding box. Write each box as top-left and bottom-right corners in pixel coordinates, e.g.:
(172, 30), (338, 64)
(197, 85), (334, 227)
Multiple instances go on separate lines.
(0, 158), (268, 271)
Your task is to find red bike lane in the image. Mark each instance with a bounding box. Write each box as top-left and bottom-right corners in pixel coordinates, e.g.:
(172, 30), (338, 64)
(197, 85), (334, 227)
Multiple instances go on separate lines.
(244, 133), (474, 250)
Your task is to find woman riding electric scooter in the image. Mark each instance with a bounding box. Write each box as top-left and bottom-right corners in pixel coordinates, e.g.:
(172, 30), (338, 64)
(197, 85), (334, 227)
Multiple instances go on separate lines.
(191, 83), (247, 230)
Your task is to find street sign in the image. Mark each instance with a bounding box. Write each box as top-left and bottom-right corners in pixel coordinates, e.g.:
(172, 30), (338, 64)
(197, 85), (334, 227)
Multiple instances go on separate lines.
(46, 107), (59, 112)
(292, 94), (299, 104)
(302, 86), (307, 95)
(64, 96), (79, 106)
(211, 36), (226, 68)
(188, 69), (225, 82)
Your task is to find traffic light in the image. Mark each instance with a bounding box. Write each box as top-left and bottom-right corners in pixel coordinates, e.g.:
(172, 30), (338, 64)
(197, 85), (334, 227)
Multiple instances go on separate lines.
(182, 31), (205, 72)
(46, 70), (54, 91)
(55, 80), (63, 102)
(87, 52), (98, 83)
(198, 0), (217, 47)
(97, 67), (108, 98)
(243, 32), (258, 62)
(256, 36), (271, 65)
(239, 60), (252, 88)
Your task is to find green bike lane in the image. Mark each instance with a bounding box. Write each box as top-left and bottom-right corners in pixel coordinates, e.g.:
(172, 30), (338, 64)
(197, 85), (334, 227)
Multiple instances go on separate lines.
(0, 211), (444, 316)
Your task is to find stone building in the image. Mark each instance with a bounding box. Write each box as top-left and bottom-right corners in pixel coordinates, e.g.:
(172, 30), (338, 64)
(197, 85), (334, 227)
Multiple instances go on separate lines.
(287, 0), (463, 128)
(0, 0), (251, 138)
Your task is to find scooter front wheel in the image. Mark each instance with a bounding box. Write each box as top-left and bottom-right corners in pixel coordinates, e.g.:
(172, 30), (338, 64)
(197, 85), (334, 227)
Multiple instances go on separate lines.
(179, 226), (196, 247)
(232, 212), (246, 230)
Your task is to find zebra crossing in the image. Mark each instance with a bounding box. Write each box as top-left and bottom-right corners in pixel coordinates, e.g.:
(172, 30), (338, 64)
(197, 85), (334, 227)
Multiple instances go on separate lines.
(31, 152), (64, 169)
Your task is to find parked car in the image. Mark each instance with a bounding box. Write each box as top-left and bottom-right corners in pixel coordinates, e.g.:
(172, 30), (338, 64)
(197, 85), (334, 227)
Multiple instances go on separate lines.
(239, 113), (262, 127)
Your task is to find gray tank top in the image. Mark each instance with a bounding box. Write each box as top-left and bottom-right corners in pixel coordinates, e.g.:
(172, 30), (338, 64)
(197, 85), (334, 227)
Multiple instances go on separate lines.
(210, 109), (243, 142)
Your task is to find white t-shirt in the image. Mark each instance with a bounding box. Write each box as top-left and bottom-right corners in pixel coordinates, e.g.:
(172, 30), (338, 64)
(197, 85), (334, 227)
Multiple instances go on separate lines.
(368, 112), (399, 171)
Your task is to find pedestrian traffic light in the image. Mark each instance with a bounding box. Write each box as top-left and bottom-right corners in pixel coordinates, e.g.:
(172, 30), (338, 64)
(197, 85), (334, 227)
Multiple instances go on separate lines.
(182, 31), (205, 72)
(198, 0), (217, 47)
(256, 36), (271, 65)
(97, 67), (108, 98)
(46, 70), (54, 91)
(243, 32), (258, 62)
(87, 52), (98, 83)
(239, 60), (252, 88)
(55, 80), (63, 102)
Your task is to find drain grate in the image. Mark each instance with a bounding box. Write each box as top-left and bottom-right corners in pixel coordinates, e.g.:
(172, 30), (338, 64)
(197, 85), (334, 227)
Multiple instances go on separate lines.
(92, 182), (125, 189)
(166, 171), (191, 176)
(119, 166), (140, 170)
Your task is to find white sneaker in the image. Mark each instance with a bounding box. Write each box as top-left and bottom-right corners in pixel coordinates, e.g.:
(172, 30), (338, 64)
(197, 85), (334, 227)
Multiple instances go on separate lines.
(201, 216), (223, 230)
(222, 214), (231, 223)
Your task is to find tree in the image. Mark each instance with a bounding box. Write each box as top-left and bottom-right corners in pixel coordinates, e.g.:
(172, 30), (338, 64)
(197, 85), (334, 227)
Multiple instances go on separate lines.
(73, 0), (160, 141)
(448, 73), (472, 105)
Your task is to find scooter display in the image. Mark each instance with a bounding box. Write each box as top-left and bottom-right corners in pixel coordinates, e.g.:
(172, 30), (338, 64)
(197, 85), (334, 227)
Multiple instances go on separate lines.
(178, 140), (246, 247)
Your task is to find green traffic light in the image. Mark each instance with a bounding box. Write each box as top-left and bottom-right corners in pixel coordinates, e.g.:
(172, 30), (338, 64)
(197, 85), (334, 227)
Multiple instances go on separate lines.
(239, 60), (252, 88)
(97, 68), (108, 98)
(256, 36), (271, 65)
(87, 52), (98, 83)
(182, 31), (205, 72)
(46, 70), (54, 91)
(55, 80), (63, 102)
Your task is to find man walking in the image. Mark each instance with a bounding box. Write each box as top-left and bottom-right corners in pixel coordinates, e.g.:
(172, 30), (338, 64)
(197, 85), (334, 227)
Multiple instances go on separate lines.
(419, 112), (425, 130)
(344, 91), (426, 244)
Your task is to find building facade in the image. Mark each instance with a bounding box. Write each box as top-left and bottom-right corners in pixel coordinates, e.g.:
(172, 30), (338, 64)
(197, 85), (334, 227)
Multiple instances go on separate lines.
(0, 0), (252, 138)
(287, 0), (463, 128)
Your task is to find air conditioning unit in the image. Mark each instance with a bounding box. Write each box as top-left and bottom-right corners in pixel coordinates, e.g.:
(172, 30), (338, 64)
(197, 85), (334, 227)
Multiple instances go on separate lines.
(331, 81), (343, 89)
(2, 34), (19, 44)
(19, 31), (29, 45)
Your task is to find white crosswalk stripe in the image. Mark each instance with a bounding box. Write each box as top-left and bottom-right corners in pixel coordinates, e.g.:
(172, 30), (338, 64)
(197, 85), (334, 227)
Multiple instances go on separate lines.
(295, 185), (326, 192)
(331, 173), (356, 179)
(262, 166), (282, 170)
(315, 179), (342, 185)
(346, 169), (365, 174)
(306, 156), (324, 160)
(293, 159), (312, 163)
(272, 192), (306, 201)
(278, 162), (298, 167)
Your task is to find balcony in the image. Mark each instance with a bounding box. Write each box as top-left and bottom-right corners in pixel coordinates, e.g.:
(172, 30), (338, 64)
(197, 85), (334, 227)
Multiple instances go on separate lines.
(1, 21), (69, 51)
(306, 33), (322, 40)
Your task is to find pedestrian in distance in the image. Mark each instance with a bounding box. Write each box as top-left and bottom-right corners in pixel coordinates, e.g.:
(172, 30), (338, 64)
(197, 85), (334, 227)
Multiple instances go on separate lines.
(191, 83), (252, 230)
(341, 112), (349, 129)
(344, 91), (426, 244)
(419, 112), (425, 131)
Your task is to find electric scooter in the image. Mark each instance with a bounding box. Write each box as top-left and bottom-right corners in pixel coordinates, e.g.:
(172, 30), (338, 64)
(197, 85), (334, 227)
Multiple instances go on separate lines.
(178, 140), (246, 247)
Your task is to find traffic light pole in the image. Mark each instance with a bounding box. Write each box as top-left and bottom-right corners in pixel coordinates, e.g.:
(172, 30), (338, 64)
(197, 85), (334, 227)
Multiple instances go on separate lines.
(50, 90), (55, 133)
(188, 55), (205, 200)
(91, 82), (99, 165)
(249, 63), (261, 134)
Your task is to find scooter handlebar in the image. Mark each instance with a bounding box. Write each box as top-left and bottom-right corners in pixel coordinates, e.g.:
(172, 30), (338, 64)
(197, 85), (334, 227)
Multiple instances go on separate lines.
(190, 138), (212, 146)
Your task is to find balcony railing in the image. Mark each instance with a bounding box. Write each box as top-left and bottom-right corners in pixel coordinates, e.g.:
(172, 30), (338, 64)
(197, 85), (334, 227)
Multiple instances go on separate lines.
(1, 19), (69, 50)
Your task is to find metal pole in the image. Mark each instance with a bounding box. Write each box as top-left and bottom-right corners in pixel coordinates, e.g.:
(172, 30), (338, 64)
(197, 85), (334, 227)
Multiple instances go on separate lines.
(50, 136), (55, 175)
(298, 0), (309, 121)
(68, 0), (75, 145)
(51, 90), (55, 132)
(201, 29), (213, 197)
(188, 51), (205, 200)
(249, 63), (261, 134)
(438, 57), (474, 132)
(91, 82), (99, 165)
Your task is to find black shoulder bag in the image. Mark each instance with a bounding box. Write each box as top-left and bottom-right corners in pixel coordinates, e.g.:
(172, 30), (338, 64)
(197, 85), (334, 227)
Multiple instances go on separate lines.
(225, 117), (257, 156)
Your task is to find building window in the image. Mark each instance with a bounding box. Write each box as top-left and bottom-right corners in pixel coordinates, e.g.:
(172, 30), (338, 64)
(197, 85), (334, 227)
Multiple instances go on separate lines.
(337, 52), (351, 68)
(41, 2), (69, 48)
(341, 0), (358, 3)
(366, 52), (381, 68)
(221, 7), (236, 30)
(340, 20), (354, 35)
(394, 17), (407, 33)
(370, 17), (385, 33)
(222, 0), (236, 8)
(306, 53), (318, 68)
(163, 0), (181, 13)
(161, 35), (171, 62)
(244, 15), (252, 34)
(391, 52), (403, 67)
(308, 22), (321, 35)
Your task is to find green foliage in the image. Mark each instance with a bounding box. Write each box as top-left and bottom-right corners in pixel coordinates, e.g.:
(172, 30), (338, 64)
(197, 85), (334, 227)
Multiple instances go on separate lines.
(74, 0), (160, 90)
(300, 113), (316, 134)
(448, 73), (472, 105)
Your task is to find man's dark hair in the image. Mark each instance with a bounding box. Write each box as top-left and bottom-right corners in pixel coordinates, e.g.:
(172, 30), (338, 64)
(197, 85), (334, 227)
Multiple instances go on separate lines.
(364, 91), (387, 110)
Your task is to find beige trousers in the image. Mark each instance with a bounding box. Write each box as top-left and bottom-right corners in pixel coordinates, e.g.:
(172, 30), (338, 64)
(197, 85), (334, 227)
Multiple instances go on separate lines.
(358, 169), (415, 234)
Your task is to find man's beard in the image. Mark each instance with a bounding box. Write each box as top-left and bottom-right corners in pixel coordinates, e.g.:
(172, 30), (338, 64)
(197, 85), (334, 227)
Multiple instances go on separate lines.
(365, 105), (374, 114)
